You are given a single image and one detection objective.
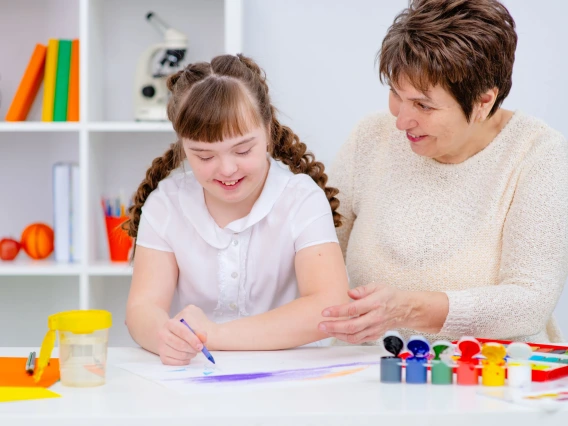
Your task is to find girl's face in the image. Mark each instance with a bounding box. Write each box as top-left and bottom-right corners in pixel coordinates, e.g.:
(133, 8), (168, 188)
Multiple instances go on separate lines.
(183, 125), (270, 206)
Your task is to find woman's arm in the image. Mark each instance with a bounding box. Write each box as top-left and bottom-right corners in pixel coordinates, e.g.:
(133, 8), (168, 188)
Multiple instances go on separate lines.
(202, 242), (350, 350)
(439, 141), (568, 338)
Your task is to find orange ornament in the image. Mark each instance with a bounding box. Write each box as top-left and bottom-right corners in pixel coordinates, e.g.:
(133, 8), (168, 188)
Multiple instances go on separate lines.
(21, 223), (54, 260)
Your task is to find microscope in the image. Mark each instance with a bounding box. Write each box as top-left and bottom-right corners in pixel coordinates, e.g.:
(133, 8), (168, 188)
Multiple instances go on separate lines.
(134, 12), (187, 121)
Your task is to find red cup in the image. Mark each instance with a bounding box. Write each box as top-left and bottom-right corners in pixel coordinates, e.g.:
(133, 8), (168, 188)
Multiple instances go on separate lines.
(104, 216), (133, 262)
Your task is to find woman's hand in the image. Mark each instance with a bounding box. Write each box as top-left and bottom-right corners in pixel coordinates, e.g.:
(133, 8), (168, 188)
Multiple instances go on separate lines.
(157, 305), (216, 365)
(318, 284), (414, 344)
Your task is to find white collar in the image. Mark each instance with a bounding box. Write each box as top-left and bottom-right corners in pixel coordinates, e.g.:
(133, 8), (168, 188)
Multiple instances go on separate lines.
(178, 157), (292, 249)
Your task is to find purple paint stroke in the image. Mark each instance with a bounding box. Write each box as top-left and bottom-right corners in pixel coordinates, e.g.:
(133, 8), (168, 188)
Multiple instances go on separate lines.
(163, 361), (379, 385)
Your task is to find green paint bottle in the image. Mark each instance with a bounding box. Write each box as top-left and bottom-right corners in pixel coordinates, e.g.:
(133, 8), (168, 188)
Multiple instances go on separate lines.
(431, 340), (454, 385)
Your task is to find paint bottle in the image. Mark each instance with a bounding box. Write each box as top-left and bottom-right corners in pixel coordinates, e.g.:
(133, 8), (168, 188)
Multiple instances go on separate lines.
(431, 340), (454, 385)
(405, 335), (430, 384)
(380, 330), (405, 383)
(481, 342), (506, 386)
(456, 336), (481, 385)
(506, 342), (533, 388)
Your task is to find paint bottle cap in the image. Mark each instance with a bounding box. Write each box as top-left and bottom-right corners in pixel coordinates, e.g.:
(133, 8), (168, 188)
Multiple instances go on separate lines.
(432, 340), (453, 361)
(382, 330), (405, 357)
(407, 335), (430, 358)
(457, 336), (481, 362)
(507, 342), (532, 360)
(481, 342), (507, 362)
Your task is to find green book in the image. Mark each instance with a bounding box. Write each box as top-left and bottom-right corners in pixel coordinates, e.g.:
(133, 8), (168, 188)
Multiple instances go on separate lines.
(53, 39), (72, 122)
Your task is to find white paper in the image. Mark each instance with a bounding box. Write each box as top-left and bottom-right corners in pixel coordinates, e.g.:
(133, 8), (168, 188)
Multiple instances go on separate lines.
(116, 347), (382, 394)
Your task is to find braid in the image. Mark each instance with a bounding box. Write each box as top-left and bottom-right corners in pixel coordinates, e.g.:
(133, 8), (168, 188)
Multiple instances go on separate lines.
(271, 119), (342, 227)
(236, 54), (342, 227)
(123, 143), (182, 243)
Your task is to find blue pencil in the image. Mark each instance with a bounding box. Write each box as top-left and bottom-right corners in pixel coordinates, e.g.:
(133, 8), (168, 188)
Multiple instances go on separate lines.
(180, 319), (216, 364)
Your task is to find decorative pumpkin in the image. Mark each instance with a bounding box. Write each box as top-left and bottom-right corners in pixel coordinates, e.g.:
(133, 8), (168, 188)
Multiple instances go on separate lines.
(0, 238), (21, 261)
(21, 223), (54, 260)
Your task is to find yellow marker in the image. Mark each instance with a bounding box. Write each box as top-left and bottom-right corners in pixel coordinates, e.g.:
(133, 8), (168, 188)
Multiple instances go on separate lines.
(481, 342), (506, 386)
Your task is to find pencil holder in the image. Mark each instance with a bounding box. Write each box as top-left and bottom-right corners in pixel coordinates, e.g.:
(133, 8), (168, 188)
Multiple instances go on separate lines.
(104, 215), (132, 262)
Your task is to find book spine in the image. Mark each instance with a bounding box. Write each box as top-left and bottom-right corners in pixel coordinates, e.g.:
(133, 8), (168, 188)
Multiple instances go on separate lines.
(67, 39), (80, 122)
(41, 39), (59, 122)
(5, 44), (47, 121)
(53, 40), (72, 122)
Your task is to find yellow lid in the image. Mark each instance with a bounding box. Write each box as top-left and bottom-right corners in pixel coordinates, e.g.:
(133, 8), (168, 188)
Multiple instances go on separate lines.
(48, 310), (112, 334)
(481, 342), (507, 363)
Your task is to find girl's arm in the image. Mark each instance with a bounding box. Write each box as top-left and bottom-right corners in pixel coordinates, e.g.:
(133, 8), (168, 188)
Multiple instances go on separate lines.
(126, 245), (205, 363)
(126, 246), (178, 353)
(205, 242), (351, 350)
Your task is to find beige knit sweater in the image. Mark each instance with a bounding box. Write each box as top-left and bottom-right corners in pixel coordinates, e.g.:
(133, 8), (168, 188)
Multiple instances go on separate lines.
(330, 110), (568, 344)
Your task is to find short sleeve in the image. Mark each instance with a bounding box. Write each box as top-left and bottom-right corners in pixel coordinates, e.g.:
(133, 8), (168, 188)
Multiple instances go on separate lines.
(136, 190), (173, 252)
(291, 188), (339, 252)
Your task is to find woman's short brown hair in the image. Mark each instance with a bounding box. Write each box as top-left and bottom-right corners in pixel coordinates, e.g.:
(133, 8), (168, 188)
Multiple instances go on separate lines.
(378, 0), (517, 121)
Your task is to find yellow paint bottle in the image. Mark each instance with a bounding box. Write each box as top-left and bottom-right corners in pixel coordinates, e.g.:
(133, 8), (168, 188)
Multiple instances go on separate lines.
(481, 342), (507, 387)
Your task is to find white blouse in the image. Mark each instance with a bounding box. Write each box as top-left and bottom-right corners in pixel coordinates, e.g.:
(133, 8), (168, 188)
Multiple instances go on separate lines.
(136, 157), (339, 322)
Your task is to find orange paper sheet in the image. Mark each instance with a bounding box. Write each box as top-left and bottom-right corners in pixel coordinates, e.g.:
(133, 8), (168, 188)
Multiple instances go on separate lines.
(0, 357), (60, 388)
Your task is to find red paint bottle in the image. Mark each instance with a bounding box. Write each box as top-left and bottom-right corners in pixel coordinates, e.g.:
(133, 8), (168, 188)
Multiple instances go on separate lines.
(456, 336), (481, 385)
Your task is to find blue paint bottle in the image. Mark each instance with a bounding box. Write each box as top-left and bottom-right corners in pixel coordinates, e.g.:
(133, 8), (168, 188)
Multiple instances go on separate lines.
(406, 335), (430, 384)
(380, 330), (405, 383)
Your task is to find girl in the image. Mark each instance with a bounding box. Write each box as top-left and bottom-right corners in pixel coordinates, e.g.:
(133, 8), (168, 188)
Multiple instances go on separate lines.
(125, 54), (350, 365)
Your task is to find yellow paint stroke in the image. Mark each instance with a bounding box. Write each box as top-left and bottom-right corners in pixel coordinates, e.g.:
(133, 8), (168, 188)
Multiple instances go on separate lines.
(306, 366), (368, 381)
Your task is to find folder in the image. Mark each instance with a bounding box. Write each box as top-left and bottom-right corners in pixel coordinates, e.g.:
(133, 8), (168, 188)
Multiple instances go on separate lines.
(67, 39), (80, 121)
(5, 44), (47, 121)
(41, 39), (59, 121)
(53, 39), (72, 122)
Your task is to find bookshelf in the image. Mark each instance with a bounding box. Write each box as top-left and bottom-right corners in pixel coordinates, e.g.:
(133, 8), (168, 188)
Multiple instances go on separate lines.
(0, 0), (243, 347)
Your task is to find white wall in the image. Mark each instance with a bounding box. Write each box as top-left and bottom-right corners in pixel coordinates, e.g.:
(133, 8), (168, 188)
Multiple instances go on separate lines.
(242, 0), (568, 337)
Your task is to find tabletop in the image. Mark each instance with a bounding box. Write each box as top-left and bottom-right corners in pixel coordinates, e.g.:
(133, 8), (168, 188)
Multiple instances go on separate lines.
(0, 345), (567, 426)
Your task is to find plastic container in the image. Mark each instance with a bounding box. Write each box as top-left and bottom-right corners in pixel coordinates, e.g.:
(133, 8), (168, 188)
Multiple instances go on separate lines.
(456, 336), (481, 385)
(431, 340), (454, 385)
(481, 342), (506, 386)
(380, 331), (405, 383)
(105, 215), (133, 261)
(34, 310), (112, 387)
(506, 342), (533, 388)
(405, 335), (430, 384)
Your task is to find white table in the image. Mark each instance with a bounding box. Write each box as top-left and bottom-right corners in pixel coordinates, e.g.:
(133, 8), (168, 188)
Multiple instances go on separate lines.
(1, 346), (567, 426)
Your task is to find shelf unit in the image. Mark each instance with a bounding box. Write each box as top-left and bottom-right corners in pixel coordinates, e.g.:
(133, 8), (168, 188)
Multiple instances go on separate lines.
(0, 0), (242, 346)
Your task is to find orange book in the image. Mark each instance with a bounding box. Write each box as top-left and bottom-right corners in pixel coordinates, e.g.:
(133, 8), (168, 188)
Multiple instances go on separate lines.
(67, 39), (80, 121)
(5, 43), (47, 121)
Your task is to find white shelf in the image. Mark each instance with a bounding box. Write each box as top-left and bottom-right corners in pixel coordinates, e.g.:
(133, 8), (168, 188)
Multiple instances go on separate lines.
(0, 122), (81, 132)
(0, 0), (242, 346)
(87, 122), (174, 132)
(0, 260), (81, 276)
(88, 261), (133, 276)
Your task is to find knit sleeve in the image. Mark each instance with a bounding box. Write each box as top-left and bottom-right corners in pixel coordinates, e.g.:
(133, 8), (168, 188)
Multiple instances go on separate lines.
(328, 123), (360, 258)
(441, 136), (568, 339)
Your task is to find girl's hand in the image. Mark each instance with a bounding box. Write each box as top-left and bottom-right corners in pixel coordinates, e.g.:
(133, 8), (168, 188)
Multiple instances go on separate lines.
(318, 284), (412, 344)
(157, 305), (214, 365)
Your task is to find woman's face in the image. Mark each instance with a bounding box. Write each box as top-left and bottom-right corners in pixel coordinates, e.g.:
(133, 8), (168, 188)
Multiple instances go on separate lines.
(388, 77), (482, 163)
(183, 125), (270, 206)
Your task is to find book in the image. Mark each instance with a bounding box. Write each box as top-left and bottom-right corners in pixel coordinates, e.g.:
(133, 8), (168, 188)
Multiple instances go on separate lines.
(5, 43), (47, 121)
(53, 162), (81, 262)
(67, 39), (80, 121)
(41, 39), (59, 121)
(53, 39), (72, 122)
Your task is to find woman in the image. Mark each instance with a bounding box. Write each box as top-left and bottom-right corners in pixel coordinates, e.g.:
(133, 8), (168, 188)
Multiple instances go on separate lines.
(319, 0), (568, 344)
